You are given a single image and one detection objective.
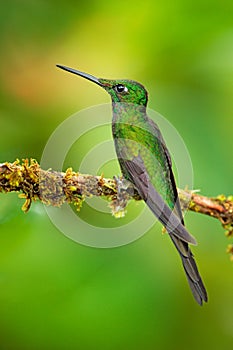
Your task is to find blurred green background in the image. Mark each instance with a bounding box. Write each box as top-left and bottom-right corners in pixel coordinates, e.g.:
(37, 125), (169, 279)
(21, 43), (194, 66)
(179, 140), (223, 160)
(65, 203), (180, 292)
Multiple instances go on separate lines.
(0, 0), (233, 349)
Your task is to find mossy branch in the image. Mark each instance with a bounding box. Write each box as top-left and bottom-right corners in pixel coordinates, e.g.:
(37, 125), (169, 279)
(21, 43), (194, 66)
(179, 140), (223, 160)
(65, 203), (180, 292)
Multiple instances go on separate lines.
(1, 159), (233, 258)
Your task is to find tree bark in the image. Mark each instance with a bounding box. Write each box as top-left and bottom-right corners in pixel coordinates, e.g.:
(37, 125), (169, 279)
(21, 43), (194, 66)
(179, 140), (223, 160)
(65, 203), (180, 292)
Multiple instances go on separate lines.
(1, 159), (232, 258)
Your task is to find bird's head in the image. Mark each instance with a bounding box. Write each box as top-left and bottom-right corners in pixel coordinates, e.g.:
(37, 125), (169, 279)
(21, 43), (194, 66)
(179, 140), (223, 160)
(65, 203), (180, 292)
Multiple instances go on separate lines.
(56, 65), (148, 107)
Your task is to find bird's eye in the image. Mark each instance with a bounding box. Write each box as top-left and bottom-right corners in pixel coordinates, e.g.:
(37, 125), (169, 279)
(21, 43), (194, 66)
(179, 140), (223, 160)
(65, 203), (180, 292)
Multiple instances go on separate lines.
(115, 84), (128, 93)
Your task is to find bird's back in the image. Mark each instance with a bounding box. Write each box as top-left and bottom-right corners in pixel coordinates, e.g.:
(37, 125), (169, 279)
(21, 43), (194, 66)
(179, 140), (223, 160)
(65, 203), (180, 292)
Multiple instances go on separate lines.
(112, 103), (178, 213)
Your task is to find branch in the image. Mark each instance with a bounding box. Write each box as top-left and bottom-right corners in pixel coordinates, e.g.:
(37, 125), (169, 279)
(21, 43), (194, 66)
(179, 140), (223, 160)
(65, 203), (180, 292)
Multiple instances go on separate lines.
(1, 159), (233, 258)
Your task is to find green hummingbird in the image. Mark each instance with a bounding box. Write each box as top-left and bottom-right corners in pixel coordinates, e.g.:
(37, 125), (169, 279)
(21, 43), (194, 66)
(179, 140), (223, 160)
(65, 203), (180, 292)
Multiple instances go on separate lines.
(57, 64), (208, 305)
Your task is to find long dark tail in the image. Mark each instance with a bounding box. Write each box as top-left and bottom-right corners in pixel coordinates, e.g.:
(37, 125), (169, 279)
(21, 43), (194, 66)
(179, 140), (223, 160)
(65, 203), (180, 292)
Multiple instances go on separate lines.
(170, 234), (208, 305)
(144, 183), (208, 304)
(120, 157), (207, 304)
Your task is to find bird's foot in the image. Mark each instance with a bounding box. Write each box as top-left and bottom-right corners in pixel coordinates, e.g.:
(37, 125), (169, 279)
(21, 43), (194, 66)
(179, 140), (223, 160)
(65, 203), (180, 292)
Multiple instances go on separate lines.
(109, 176), (132, 218)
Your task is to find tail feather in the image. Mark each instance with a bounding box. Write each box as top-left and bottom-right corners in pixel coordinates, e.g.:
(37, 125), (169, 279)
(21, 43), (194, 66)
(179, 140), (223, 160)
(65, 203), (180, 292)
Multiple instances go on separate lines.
(170, 235), (208, 305)
(117, 155), (207, 304)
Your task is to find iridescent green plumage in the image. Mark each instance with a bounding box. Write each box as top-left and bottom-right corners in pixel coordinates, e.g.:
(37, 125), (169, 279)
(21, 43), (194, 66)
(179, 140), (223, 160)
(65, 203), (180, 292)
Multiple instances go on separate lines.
(57, 64), (208, 305)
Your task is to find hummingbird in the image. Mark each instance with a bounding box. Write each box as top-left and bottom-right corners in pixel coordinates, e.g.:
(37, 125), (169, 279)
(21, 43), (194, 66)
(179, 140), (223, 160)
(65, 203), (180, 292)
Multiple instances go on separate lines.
(57, 64), (208, 305)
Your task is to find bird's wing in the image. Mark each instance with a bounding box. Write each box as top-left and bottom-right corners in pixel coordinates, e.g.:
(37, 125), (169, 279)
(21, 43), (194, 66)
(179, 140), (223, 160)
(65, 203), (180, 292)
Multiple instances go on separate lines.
(146, 116), (185, 223)
(122, 153), (196, 245)
(122, 153), (207, 305)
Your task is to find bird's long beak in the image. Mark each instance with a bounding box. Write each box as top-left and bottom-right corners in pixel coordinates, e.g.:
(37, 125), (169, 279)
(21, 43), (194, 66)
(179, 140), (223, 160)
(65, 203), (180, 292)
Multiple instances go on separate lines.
(56, 64), (102, 86)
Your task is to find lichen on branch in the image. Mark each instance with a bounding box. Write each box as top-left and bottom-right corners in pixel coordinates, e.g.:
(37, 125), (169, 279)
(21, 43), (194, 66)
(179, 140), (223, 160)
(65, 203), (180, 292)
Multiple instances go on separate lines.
(0, 159), (138, 217)
(0, 159), (233, 258)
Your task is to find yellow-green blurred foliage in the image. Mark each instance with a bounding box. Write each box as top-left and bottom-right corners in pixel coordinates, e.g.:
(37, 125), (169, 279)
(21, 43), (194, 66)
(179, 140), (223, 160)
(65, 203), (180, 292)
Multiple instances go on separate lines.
(0, 1), (233, 349)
